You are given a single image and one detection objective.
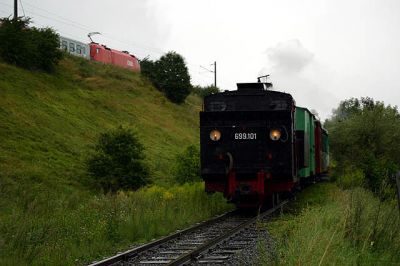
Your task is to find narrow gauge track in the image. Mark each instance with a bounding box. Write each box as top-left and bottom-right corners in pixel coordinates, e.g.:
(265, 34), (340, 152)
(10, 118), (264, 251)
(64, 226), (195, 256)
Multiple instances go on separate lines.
(89, 201), (287, 266)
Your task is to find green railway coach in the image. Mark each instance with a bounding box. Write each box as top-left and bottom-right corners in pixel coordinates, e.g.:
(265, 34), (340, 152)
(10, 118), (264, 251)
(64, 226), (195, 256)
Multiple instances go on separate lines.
(295, 107), (315, 179)
(295, 107), (329, 180)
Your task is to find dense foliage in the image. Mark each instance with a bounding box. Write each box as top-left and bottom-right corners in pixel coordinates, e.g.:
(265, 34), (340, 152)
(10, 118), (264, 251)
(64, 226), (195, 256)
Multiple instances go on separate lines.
(192, 84), (220, 98)
(87, 126), (149, 192)
(265, 183), (399, 265)
(174, 145), (201, 184)
(0, 17), (62, 71)
(324, 97), (400, 195)
(141, 52), (191, 103)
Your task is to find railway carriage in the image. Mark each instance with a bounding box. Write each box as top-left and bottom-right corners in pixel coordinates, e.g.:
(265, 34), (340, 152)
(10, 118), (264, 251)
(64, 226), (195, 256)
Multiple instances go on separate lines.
(200, 81), (329, 207)
(59, 36), (90, 59)
(59, 36), (140, 72)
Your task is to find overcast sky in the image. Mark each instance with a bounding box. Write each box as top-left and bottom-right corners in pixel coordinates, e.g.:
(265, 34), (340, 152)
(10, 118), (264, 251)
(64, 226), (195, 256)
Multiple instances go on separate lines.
(1, 0), (399, 119)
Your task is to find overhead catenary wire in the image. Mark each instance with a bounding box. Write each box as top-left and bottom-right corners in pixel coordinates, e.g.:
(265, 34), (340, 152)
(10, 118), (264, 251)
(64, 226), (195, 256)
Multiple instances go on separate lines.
(18, 0), (24, 17)
(1, 1), (199, 64)
(22, 1), (167, 56)
(2, 1), (214, 61)
(23, 1), (94, 31)
(21, 1), (221, 74)
(0, 0), (220, 87)
(0, 1), (161, 55)
(3, 1), (169, 56)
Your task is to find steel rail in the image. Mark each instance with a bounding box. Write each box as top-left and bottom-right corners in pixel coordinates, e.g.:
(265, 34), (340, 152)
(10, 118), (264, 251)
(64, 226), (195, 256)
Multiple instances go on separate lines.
(87, 210), (237, 266)
(167, 200), (288, 266)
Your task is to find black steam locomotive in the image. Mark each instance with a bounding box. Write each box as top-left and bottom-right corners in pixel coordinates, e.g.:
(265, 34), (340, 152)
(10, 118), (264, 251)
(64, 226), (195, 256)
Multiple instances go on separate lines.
(200, 79), (329, 208)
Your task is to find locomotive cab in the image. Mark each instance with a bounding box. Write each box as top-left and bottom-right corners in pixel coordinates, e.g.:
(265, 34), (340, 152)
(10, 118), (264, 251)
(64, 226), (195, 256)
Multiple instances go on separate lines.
(200, 82), (296, 207)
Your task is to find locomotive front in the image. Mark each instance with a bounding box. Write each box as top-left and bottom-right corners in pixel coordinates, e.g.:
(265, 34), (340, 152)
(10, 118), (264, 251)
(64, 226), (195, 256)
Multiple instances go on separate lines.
(200, 82), (296, 207)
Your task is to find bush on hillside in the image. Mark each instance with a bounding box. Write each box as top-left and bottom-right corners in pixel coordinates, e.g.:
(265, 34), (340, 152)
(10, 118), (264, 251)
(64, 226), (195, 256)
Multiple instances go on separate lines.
(173, 145), (201, 184)
(192, 85), (220, 98)
(0, 17), (62, 71)
(141, 52), (191, 104)
(324, 97), (400, 195)
(87, 126), (149, 192)
(140, 58), (158, 84)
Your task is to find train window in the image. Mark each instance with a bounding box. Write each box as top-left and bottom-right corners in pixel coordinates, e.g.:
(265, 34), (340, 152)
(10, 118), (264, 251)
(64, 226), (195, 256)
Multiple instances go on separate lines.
(96, 48), (100, 54)
(82, 47), (86, 55)
(61, 40), (68, 50)
(69, 43), (75, 52)
(76, 44), (81, 54)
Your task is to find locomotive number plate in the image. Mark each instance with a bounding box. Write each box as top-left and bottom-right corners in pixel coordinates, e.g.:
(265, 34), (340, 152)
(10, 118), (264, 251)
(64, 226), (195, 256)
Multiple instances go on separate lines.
(234, 133), (257, 140)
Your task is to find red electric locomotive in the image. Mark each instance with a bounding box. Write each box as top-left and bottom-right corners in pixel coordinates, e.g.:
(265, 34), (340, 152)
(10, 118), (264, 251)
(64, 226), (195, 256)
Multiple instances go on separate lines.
(90, 43), (140, 72)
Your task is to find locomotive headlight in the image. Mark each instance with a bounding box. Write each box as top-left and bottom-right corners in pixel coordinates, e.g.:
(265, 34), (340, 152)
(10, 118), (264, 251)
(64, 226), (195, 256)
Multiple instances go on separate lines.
(210, 130), (221, 141)
(270, 129), (281, 141)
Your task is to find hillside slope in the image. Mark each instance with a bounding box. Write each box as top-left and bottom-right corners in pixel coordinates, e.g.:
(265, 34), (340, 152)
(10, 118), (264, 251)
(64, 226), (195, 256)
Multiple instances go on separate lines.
(0, 57), (230, 265)
(0, 56), (201, 189)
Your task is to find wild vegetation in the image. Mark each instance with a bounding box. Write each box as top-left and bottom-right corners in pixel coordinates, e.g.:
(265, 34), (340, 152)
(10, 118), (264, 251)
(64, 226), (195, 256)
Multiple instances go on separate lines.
(87, 126), (150, 192)
(0, 17), (62, 71)
(324, 97), (400, 196)
(0, 182), (232, 265)
(0, 55), (232, 265)
(260, 97), (400, 265)
(141, 52), (192, 104)
(262, 183), (399, 265)
(173, 144), (201, 184)
(191, 84), (220, 98)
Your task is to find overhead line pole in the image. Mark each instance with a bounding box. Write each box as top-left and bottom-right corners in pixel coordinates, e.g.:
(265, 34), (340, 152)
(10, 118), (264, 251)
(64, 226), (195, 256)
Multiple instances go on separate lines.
(14, 0), (18, 19)
(200, 62), (217, 87)
(214, 61), (217, 87)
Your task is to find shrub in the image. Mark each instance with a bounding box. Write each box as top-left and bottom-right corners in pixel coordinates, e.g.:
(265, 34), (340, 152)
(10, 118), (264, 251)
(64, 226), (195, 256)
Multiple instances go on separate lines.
(336, 166), (365, 189)
(0, 17), (62, 71)
(140, 52), (191, 104)
(192, 85), (220, 98)
(324, 97), (400, 194)
(87, 126), (149, 192)
(173, 145), (201, 184)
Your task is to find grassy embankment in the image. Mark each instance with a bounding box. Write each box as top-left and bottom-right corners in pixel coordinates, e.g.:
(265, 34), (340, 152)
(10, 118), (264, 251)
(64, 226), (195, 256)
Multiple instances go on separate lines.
(260, 183), (399, 265)
(0, 56), (232, 265)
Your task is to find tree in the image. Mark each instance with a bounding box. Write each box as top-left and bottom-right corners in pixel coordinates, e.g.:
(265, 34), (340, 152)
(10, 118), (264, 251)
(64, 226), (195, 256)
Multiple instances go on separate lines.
(139, 58), (157, 84)
(140, 52), (191, 104)
(173, 145), (201, 184)
(0, 17), (28, 66)
(325, 97), (400, 193)
(87, 126), (150, 192)
(0, 17), (62, 71)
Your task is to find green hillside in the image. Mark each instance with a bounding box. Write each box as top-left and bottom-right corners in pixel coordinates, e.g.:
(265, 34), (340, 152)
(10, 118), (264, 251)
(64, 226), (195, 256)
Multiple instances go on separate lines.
(0, 56), (201, 187)
(0, 56), (231, 265)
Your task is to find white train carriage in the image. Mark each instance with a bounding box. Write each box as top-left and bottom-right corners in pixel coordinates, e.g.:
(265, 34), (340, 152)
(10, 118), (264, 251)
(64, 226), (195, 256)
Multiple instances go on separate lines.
(59, 36), (90, 60)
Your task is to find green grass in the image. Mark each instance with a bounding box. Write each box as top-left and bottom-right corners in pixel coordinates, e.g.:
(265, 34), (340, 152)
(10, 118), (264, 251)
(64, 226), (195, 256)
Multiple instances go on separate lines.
(261, 183), (400, 265)
(0, 55), (202, 186)
(0, 56), (233, 265)
(0, 182), (232, 265)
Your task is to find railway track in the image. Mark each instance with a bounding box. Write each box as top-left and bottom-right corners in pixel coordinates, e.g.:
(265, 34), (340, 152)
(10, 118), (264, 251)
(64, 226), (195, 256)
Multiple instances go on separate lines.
(89, 201), (287, 266)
